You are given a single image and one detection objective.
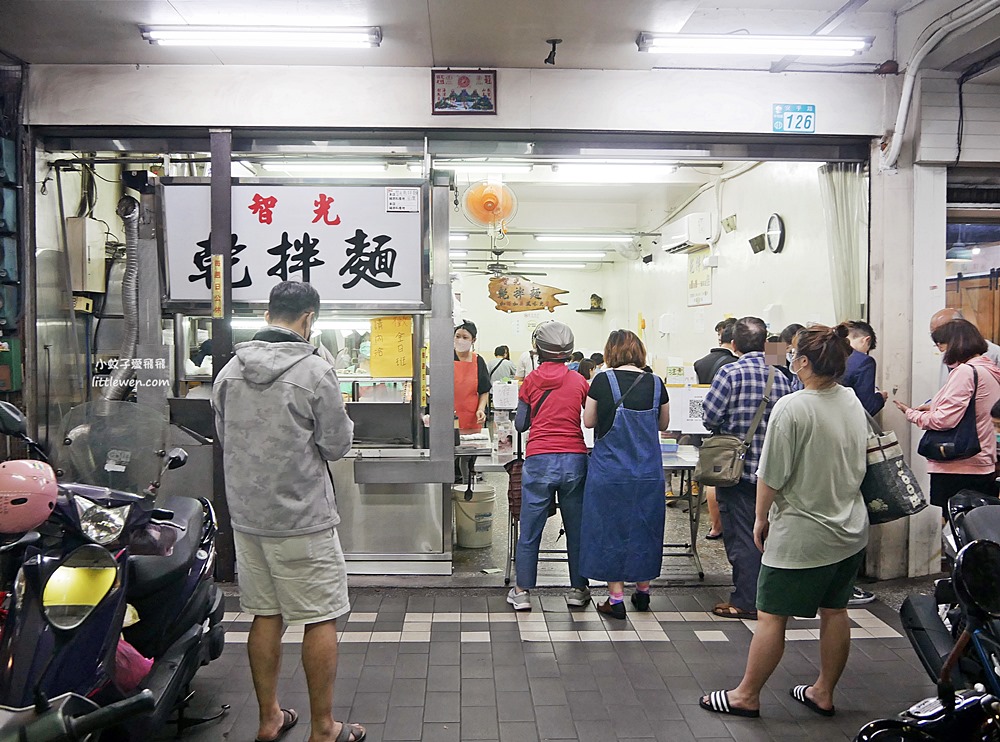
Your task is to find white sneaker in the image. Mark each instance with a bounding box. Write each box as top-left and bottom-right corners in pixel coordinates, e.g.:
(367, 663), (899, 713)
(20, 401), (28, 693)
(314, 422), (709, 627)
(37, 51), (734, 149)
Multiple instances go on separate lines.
(507, 587), (531, 611)
(565, 587), (592, 607)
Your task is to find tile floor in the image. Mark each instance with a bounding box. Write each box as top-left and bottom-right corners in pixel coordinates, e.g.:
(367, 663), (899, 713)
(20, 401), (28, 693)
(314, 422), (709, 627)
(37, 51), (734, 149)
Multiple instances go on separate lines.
(175, 588), (936, 742)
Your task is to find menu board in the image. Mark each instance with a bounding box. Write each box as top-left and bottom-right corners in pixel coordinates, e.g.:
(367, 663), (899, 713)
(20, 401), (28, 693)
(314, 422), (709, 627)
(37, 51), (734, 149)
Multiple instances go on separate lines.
(369, 315), (413, 378)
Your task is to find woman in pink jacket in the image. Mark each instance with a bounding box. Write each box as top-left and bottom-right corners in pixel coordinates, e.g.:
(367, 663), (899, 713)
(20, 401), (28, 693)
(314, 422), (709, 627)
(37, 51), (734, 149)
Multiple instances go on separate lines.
(895, 319), (1000, 508)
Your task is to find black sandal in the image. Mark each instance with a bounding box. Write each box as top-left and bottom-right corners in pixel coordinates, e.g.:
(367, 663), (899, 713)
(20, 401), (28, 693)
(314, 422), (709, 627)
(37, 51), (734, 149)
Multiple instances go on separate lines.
(699, 690), (760, 718)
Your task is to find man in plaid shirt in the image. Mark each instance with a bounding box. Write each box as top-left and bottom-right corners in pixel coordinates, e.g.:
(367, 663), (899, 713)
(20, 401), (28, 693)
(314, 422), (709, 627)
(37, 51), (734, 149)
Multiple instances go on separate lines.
(702, 317), (793, 620)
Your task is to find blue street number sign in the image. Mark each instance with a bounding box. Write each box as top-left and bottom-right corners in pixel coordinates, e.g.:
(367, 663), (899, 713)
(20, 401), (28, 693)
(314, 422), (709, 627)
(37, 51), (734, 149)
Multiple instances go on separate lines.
(773, 104), (816, 134)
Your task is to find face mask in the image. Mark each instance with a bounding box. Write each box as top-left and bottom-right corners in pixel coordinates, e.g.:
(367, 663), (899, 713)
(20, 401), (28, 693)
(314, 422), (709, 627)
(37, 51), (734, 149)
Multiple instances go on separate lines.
(455, 338), (473, 353)
(359, 341), (371, 359)
(785, 351), (795, 365)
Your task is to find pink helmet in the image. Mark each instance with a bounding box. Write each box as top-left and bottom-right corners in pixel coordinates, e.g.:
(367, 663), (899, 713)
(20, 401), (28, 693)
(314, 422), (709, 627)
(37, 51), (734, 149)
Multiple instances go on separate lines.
(0, 460), (57, 534)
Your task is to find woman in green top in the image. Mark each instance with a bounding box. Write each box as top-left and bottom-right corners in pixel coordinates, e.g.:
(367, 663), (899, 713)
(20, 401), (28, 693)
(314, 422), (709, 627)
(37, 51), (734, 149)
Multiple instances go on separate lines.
(700, 324), (869, 720)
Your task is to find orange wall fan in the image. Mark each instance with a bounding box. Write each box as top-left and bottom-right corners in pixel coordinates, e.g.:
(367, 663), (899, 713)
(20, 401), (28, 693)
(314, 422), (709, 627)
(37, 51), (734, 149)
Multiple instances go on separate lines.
(461, 180), (519, 232)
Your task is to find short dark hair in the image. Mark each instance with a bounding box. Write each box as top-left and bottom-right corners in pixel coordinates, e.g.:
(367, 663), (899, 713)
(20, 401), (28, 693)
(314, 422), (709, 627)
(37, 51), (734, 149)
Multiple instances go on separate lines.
(268, 281), (320, 322)
(494, 345), (509, 359)
(846, 320), (878, 350)
(577, 359), (596, 379)
(604, 329), (646, 369)
(571, 351), (584, 362)
(733, 317), (767, 354)
(590, 352), (604, 364)
(932, 319), (988, 366)
(780, 323), (805, 345)
(796, 324), (852, 379)
(716, 318), (737, 345)
(455, 320), (478, 339)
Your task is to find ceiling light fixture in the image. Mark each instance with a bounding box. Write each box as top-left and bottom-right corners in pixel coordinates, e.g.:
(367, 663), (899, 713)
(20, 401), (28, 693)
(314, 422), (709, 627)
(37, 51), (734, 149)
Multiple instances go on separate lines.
(514, 262), (589, 269)
(450, 233), (469, 241)
(636, 32), (872, 57)
(140, 25), (383, 48)
(534, 234), (635, 243)
(524, 252), (607, 259)
(449, 251), (468, 258)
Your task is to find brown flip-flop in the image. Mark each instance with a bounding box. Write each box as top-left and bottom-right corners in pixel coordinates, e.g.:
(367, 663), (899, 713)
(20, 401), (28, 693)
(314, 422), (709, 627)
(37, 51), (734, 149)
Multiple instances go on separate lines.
(712, 603), (757, 620)
(335, 721), (367, 742)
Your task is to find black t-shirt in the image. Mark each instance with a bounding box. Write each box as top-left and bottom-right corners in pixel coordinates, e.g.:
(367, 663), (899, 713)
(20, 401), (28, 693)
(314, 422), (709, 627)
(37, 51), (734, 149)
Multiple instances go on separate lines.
(454, 352), (493, 394)
(588, 369), (669, 440)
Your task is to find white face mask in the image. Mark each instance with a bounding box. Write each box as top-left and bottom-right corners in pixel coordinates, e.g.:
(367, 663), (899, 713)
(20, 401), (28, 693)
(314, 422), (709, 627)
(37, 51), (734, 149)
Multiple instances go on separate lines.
(786, 350), (795, 365)
(455, 338), (473, 353)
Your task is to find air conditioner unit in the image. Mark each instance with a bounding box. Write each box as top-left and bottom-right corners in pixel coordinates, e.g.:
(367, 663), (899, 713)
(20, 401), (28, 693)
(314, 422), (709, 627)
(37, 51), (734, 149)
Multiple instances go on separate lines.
(661, 212), (712, 254)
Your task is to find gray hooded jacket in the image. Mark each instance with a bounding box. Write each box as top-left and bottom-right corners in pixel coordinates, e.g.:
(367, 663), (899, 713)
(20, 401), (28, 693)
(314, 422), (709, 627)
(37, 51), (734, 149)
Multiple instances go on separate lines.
(213, 329), (354, 537)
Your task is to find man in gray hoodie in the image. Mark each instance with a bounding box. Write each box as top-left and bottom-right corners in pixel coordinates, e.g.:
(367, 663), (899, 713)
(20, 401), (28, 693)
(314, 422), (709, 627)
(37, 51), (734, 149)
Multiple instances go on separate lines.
(214, 281), (363, 742)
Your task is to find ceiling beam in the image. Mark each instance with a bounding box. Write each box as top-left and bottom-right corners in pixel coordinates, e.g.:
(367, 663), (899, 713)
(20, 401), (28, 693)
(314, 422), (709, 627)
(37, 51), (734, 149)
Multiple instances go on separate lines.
(769, 0), (871, 73)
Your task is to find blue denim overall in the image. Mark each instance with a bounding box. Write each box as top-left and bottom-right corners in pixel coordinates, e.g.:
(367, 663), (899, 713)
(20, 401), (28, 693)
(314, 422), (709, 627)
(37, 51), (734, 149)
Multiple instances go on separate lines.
(579, 371), (666, 583)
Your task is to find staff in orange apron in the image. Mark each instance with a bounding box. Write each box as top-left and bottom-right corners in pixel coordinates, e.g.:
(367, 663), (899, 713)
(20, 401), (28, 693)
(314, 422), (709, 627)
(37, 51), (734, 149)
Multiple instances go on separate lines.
(454, 320), (489, 435)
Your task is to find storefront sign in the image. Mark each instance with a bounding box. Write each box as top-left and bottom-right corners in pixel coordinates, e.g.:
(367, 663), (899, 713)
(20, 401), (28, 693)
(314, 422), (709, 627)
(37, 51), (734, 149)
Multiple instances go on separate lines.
(773, 104), (816, 133)
(369, 315), (413, 378)
(161, 184), (425, 305)
(687, 250), (712, 307)
(487, 276), (567, 313)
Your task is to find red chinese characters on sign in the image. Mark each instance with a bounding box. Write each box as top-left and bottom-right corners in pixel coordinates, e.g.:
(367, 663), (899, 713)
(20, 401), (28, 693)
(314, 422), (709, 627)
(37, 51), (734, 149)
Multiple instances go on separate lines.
(248, 194), (278, 224)
(312, 194), (342, 226)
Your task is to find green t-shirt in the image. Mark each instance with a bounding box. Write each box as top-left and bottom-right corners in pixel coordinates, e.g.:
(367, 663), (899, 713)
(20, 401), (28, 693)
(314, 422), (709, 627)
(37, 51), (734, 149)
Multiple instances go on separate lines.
(757, 385), (869, 570)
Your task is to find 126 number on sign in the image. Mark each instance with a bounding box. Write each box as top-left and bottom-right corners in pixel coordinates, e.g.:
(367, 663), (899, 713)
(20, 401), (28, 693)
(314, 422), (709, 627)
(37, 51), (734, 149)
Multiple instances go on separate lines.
(773, 104), (816, 134)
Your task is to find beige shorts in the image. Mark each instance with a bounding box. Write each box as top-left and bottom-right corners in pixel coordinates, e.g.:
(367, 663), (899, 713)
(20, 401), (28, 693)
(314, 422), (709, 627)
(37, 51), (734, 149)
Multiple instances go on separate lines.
(234, 528), (350, 626)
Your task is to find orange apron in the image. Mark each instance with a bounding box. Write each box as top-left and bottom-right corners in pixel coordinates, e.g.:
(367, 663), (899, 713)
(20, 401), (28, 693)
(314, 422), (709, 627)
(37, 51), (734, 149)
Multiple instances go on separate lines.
(454, 353), (481, 433)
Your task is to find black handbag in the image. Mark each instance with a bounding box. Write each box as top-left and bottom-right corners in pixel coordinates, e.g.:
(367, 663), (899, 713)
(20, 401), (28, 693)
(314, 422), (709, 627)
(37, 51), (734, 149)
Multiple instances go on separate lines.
(917, 365), (982, 462)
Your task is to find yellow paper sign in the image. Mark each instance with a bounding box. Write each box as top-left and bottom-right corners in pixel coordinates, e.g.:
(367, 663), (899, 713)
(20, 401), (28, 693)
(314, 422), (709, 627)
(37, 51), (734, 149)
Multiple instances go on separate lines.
(370, 315), (414, 378)
(211, 254), (224, 318)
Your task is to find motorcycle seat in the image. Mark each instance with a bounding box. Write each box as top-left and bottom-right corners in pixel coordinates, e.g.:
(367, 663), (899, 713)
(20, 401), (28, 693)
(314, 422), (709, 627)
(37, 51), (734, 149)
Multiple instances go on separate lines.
(958, 505), (1000, 546)
(128, 495), (204, 600)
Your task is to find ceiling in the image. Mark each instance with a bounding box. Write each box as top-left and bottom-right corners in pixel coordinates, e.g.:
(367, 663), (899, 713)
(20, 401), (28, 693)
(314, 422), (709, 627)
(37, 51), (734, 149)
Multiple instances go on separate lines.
(0, 0), (916, 72)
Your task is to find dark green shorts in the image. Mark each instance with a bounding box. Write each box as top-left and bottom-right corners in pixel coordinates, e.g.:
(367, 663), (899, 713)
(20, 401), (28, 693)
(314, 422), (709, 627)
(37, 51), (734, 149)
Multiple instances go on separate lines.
(756, 550), (865, 618)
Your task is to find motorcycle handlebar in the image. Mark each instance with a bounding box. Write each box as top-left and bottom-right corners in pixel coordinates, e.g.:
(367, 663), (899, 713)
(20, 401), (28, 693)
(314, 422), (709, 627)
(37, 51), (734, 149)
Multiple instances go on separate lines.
(67, 690), (154, 740)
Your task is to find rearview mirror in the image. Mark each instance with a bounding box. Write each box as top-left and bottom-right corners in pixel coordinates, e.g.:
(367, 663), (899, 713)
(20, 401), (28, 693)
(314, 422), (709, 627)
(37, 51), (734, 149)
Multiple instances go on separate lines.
(42, 544), (119, 631)
(0, 402), (27, 437)
(165, 448), (188, 470)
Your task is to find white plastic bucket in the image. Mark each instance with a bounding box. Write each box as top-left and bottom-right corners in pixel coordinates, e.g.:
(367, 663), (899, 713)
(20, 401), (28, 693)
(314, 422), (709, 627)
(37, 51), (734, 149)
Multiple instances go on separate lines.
(452, 485), (496, 549)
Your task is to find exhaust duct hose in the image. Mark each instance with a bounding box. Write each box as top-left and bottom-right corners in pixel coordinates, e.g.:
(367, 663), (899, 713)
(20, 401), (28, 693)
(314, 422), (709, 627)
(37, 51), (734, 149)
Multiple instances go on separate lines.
(104, 196), (139, 401)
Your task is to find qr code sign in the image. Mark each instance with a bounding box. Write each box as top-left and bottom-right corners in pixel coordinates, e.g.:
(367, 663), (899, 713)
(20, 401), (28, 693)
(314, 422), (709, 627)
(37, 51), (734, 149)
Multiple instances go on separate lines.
(688, 399), (704, 420)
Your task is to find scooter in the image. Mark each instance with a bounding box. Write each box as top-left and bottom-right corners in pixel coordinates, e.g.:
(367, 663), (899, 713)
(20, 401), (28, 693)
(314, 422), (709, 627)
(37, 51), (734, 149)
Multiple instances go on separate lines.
(0, 400), (227, 738)
(855, 539), (1000, 741)
(0, 691), (154, 742)
(899, 493), (1000, 698)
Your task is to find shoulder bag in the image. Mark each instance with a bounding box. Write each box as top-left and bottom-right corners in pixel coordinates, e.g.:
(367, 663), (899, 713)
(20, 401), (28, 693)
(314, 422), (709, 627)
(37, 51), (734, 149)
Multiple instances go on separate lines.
(917, 365), (982, 461)
(861, 411), (927, 524)
(695, 367), (775, 487)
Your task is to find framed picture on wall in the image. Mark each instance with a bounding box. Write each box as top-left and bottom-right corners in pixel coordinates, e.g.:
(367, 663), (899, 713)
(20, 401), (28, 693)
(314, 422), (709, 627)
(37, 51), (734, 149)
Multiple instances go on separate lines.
(432, 69), (497, 115)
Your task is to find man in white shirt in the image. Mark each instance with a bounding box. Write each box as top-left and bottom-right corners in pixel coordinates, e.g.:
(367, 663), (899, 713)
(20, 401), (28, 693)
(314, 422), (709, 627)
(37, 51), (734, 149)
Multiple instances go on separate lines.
(515, 347), (539, 381)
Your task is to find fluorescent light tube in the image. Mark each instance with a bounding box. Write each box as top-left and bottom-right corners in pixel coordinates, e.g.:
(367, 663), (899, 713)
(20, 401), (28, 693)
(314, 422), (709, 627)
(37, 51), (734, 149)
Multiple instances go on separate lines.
(260, 161), (388, 173)
(534, 234), (634, 243)
(231, 319), (371, 331)
(514, 262), (588, 269)
(434, 163), (533, 174)
(524, 252), (607, 259)
(449, 251), (468, 258)
(140, 25), (382, 48)
(636, 32), (871, 56)
(450, 233), (469, 241)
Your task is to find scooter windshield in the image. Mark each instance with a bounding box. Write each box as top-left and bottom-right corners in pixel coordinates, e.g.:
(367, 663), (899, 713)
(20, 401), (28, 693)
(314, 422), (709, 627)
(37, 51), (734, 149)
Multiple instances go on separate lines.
(55, 401), (168, 495)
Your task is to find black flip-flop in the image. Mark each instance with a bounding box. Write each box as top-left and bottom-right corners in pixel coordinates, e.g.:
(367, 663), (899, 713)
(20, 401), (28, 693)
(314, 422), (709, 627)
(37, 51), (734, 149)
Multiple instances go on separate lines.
(705, 532), (723, 540)
(335, 721), (367, 742)
(254, 709), (298, 742)
(790, 685), (835, 717)
(699, 690), (760, 718)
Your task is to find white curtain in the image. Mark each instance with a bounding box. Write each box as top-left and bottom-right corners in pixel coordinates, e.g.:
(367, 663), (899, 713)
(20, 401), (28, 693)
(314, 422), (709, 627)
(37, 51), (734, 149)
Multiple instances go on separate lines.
(818, 163), (868, 322)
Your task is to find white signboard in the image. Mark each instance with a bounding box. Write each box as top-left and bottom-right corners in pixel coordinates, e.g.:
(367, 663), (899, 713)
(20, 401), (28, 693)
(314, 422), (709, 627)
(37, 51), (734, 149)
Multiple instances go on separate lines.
(687, 250), (712, 307)
(162, 184), (425, 304)
(666, 384), (711, 435)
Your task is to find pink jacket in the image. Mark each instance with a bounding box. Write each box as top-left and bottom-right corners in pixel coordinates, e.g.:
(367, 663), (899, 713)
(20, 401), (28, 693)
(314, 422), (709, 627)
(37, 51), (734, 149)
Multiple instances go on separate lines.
(906, 355), (1000, 475)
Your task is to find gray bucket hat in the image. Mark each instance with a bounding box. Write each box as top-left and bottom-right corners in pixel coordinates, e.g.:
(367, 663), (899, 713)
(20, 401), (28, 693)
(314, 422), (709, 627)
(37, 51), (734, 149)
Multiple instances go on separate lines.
(533, 321), (574, 361)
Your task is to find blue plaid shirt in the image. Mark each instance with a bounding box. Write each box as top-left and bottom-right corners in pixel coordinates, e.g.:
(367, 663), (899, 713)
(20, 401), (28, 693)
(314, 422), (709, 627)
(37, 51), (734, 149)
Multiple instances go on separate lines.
(702, 352), (793, 483)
